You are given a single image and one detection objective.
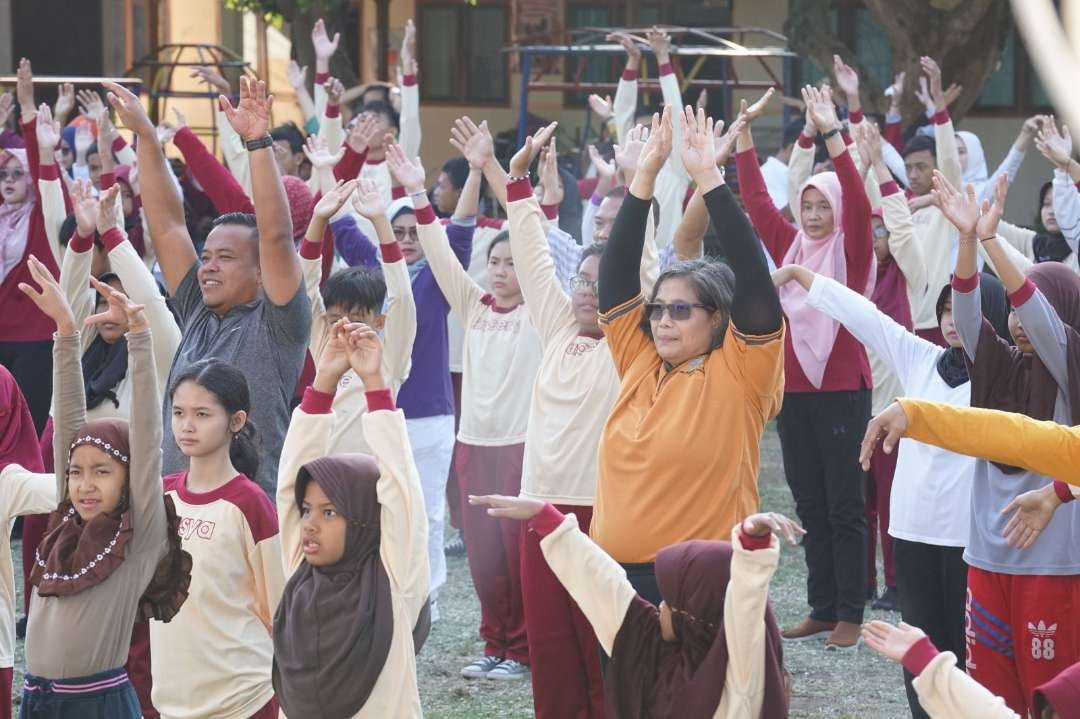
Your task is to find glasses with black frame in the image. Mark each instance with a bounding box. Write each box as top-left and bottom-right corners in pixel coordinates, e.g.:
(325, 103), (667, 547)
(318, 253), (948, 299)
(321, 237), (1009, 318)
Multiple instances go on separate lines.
(569, 275), (598, 293)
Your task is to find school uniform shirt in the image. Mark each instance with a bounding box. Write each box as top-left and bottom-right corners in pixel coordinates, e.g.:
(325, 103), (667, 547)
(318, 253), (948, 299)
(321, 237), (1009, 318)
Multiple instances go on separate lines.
(506, 181), (658, 505)
(807, 274), (974, 548)
(162, 263), (310, 495)
(953, 277), (1080, 575)
(759, 156), (790, 211)
(300, 238), (416, 455)
(27, 331), (169, 679)
(59, 227), (180, 422)
(151, 473), (284, 719)
(536, 510), (780, 719)
(415, 204), (543, 447)
(447, 216), (507, 374)
(592, 295), (784, 564)
(0, 465), (55, 667)
(276, 390), (429, 718)
(909, 111), (964, 331)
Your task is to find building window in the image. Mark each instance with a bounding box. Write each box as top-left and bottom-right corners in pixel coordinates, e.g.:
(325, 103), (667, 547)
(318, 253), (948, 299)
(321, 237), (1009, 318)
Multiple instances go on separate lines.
(973, 29), (1051, 113)
(798, 8), (890, 90)
(419, 3), (508, 104)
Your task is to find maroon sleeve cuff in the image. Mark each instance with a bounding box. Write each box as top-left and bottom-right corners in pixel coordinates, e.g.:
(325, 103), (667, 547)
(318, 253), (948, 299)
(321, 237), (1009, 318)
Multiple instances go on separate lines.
(314, 71), (330, 85)
(69, 230), (95, 253)
(379, 241), (404, 263)
(621, 69), (638, 82)
(848, 109), (864, 124)
(298, 239), (322, 260)
(507, 177), (534, 203)
(932, 109), (951, 126)
(738, 527), (773, 551)
(301, 386), (335, 413)
(415, 204), (437, 225)
(797, 133), (815, 149)
(528, 503), (566, 537)
(541, 203), (559, 220)
(112, 136), (127, 154)
(1009, 278), (1037, 307)
(325, 104), (340, 119)
(1075, 181), (1080, 194)
(365, 388), (395, 412)
(951, 273), (980, 293)
(403, 74), (417, 87)
(902, 636), (942, 676)
(38, 163), (60, 181)
(101, 227), (125, 251)
(391, 185), (406, 200)
(101, 171), (116, 189)
(879, 180), (901, 197)
(840, 129), (853, 146)
(1053, 480), (1076, 504)
(658, 62), (674, 77)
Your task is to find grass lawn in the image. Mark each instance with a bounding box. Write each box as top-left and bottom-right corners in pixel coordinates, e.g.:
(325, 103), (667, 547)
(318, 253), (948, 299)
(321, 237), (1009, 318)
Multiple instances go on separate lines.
(10, 424), (914, 717)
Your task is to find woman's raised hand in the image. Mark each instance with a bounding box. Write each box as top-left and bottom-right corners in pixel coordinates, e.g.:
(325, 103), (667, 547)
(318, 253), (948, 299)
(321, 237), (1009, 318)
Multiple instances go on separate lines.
(351, 177), (387, 220)
(96, 184), (122, 236)
(385, 142), (426, 193)
(509, 122), (558, 178)
(86, 276), (147, 333)
(468, 494), (546, 521)
(930, 170), (979, 236)
(449, 116), (495, 171)
(345, 322), (385, 390)
(18, 255), (77, 335)
(679, 106), (722, 193)
(313, 178), (359, 221)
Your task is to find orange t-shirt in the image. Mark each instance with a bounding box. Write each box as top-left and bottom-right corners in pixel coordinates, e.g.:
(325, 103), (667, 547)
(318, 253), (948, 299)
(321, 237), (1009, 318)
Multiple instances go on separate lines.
(591, 295), (786, 563)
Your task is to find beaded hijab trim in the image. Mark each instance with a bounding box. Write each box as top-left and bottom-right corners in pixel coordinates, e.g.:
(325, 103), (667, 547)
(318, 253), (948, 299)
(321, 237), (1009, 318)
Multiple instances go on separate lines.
(70, 435), (129, 465)
(34, 507), (123, 582)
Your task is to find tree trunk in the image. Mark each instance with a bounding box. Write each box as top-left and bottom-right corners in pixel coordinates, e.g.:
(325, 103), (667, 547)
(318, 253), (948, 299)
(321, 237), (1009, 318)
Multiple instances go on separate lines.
(786, 0), (1011, 125)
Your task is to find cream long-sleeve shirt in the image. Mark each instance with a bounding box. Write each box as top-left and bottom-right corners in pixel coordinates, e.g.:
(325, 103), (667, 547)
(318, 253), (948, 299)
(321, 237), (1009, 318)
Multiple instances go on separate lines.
(59, 227), (180, 422)
(416, 204), (542, 446)
(302, 238), (417, 454)
(540, 512), (780, 719)
(276, 391), (429, 719)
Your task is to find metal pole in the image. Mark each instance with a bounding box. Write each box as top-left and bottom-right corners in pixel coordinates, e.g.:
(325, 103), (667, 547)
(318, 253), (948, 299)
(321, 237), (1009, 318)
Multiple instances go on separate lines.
(516, 50), (532, 149)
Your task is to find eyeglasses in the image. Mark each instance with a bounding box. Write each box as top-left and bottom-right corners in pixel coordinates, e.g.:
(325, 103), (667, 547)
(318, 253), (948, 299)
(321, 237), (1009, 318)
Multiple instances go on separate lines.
(644, 302), (713, 321)
(0, 169), (25, 182)
(392, 226), (419, 241)
(872, 226), (890, 239)
(569, 275), (597, 293)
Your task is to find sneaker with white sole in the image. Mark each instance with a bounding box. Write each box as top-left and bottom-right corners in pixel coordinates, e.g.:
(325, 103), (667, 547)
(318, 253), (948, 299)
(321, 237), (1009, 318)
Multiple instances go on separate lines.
(461, 655), (502, 679)
(487, 659), (531, 681)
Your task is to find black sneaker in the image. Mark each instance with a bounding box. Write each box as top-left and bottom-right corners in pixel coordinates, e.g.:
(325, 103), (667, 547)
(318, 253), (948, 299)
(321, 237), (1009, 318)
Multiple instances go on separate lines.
(15, 615), (26, 640)
(872, 586), (900, 612)
(444, 535), (466, 557)
(866, 585), (877, 603)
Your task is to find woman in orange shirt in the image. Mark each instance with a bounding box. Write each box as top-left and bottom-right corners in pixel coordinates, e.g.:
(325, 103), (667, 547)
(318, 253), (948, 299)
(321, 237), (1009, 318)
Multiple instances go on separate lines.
(592, 105), (785, 603)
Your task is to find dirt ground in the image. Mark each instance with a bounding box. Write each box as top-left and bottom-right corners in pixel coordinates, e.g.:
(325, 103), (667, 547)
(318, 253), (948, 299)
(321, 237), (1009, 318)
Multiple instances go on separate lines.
(10, 424), (914, 718)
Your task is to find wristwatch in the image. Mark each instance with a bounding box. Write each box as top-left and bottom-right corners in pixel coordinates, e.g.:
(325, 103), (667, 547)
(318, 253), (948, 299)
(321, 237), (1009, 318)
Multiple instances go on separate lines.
(820, 126), (843, 141)
(245, 134), (274, 152)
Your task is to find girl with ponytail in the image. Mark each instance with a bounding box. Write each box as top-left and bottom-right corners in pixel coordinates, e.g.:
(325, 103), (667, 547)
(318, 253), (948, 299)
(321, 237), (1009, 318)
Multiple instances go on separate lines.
(151, 359), (285, 719)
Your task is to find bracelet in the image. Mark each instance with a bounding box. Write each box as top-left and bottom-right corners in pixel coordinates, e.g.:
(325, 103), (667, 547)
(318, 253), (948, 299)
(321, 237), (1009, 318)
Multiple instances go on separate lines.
(820, 127), (842, 141)
(978, 235), (996, 243)
(407, 188), (428, 198)
(245, 134), (274, 152)
(508, 174), (529, 183)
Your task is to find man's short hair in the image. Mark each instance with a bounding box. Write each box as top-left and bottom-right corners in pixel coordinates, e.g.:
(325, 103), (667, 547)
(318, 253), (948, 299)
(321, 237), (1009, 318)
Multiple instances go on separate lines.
(902, 134), (936, 160)
(361, 100), (400, 132)
(781, 119), (805, 149)
(322, 266), (387, 316)
(270, 122), (306, 154)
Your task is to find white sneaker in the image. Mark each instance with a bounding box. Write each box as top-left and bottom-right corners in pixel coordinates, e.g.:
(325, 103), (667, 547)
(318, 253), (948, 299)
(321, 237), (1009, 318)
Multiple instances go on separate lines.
(487, 659), (531, 681)
(461, 655), (502, 679)
(430, 600), (440, 624)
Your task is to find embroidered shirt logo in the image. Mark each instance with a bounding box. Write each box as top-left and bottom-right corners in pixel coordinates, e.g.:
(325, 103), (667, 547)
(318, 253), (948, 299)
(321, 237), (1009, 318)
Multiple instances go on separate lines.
(1029, 621), (1057, 661)
(178, 517), (216, 541)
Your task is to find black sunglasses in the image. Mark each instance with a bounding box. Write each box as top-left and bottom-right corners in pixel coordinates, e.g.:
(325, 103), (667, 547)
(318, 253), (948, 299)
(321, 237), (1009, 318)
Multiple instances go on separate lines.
(644, 302), (713, 321)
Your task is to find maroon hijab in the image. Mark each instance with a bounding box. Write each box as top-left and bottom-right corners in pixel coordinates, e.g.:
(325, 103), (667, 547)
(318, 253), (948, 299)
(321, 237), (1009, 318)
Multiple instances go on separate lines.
(273, 454), (431, 719)
(968, 263), (1080, 473)
(0, 365), (43, 474)
(605, 539), (788, 719)
(1034, 661), (1080, 716)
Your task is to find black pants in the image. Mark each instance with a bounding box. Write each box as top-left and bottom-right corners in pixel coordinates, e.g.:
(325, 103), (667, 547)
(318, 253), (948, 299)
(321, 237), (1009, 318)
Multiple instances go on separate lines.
(893, 538), (968, 719)
(0, 339), (53, 435)
(777, 389), (870, 625)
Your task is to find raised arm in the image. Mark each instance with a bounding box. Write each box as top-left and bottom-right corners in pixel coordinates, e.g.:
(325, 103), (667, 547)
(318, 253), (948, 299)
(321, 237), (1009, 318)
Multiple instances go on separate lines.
(923, 57), (963, 187)
(104, 81), (196, 296)
(608, 32), (641, 143)
(172, 117), (255, 214)
(599, 107), (672, 313)
(976, 117), (1038, 205)
(672, 119), (742, 260)
(219, 77), (303, 306)
(681, 107), (781, 335)
(398, 19), (422, 160)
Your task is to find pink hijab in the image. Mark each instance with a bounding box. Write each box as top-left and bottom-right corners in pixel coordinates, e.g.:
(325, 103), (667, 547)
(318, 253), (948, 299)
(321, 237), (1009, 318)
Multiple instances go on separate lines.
(0, 149), (34, 285)
(779, 172), (875, 388)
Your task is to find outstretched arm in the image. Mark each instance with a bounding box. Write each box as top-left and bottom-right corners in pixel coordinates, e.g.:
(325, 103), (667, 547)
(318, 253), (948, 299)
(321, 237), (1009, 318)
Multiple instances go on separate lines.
(219, 77), (303, 305)
(104, 81), (195, 296)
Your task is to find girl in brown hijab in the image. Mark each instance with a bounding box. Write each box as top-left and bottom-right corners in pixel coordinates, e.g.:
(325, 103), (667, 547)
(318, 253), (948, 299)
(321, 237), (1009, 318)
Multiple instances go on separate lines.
(273, 320), (430, 718)
(471, 492), (796, 719)
(17, 257), (189, 719)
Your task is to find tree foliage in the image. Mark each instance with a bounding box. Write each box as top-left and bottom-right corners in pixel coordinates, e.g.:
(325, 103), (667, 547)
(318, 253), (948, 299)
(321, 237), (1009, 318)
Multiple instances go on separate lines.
(786, 0), (1012, 124)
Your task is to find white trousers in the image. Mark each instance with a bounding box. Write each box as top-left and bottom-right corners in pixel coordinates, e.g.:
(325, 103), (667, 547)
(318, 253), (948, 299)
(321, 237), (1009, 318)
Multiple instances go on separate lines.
(405, 414), (456, 596)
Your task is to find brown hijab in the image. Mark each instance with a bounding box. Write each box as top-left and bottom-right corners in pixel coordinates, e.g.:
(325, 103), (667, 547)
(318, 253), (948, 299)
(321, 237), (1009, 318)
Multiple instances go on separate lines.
(272, 454), (431, 719)
(605, 539), (788, 719)
(30, 419), (191, 622)
(968, 263), (1080, 473)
